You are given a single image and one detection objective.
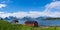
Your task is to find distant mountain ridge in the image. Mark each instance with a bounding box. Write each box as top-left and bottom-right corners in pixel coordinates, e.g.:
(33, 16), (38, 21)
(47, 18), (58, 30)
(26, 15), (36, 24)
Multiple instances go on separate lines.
(1, 16), (60, 21)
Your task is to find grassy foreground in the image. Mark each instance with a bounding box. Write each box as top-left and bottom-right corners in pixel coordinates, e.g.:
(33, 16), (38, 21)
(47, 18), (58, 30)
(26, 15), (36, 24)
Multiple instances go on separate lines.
(0, 20), (60, 30)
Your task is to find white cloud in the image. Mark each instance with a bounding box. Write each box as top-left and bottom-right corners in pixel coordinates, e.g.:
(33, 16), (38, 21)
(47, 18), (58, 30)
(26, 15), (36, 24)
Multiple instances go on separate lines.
(0, 11), (45, 18)
(0, 4), (7, 8)
(0, 0), (11, 9)
(44, 1), (60, 17)
(45, 1), (60, 11)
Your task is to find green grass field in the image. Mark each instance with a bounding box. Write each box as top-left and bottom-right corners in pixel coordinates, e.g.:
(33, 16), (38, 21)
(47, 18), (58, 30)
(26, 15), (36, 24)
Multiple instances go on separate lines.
(0, 20), (60, 30)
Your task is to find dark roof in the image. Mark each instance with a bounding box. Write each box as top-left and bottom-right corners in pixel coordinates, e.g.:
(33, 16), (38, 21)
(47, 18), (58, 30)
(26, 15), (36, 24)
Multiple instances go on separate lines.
(25, 21), (38, 24)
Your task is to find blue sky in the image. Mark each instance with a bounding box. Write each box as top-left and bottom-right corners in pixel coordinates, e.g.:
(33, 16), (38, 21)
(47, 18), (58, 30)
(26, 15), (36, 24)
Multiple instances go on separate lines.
(0, 0), (60, 18)
(0, 0), (52, 13)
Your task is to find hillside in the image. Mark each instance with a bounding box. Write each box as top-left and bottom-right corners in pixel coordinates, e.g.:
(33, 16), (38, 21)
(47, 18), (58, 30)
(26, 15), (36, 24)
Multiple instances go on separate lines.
(0, 20), (24, 30)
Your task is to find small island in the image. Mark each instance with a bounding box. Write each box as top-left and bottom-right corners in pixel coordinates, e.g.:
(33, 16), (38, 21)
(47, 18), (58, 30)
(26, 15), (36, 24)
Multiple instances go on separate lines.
(43, 17), (60, 20)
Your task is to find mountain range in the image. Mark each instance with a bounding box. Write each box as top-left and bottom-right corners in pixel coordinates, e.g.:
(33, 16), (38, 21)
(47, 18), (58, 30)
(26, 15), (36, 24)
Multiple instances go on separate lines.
(0, 16), (60, 21)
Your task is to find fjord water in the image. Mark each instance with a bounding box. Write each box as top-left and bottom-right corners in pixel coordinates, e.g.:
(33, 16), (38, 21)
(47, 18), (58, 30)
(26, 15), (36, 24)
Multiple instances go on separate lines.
(7, 20), (60, 26)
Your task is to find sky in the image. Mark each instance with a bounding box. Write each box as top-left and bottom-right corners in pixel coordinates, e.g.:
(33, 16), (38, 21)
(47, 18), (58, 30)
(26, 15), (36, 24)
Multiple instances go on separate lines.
(0, 0), (52, 12)
(0, 0), (60, 18)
